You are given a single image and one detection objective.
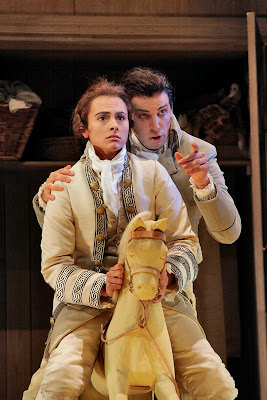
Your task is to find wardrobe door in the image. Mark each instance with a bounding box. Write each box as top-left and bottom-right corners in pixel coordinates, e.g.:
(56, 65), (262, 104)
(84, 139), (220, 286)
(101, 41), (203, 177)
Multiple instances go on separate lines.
(247, 12), (267, 399)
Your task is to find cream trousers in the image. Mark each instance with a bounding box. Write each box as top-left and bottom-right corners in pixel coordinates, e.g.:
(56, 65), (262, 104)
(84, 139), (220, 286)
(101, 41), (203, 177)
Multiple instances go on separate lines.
(23, 305), (238, 400)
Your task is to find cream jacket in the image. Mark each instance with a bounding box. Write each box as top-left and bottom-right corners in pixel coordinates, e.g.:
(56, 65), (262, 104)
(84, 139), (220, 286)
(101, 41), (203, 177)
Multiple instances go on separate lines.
(156, 115), (241, 243)
(40, 152), (199, 314)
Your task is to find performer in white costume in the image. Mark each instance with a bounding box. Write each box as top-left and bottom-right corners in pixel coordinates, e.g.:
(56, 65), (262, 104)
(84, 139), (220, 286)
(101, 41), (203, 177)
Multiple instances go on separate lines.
(24, 77), (238, 400)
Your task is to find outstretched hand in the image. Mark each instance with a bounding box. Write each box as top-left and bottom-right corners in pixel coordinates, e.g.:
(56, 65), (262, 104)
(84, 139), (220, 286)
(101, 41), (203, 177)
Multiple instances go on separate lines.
(175, 142), (210, 189)
(101, 264), (124, 298)
(41, 165), (75, 203)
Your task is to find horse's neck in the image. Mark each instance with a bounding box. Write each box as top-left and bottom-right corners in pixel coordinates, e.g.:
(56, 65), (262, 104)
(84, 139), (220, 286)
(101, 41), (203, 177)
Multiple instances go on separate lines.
(108, 271), (164, 334)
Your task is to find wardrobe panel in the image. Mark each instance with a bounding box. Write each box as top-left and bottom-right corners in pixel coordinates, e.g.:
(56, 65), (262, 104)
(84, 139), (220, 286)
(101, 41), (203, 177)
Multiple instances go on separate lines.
(0, 0), (74, 14)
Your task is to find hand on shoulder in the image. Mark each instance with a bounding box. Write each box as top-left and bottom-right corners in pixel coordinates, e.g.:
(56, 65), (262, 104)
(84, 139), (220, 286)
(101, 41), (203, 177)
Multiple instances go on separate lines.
(41, 165), (75, 203)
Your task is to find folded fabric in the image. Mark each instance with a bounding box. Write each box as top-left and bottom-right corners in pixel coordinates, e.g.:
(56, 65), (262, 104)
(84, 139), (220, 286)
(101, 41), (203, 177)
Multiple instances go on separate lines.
(0, 80), (42, 112)
(9, 99), (31, 113)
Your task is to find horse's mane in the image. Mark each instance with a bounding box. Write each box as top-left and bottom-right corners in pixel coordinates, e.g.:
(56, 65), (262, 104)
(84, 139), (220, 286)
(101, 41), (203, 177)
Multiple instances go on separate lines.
(117, 211), (151, 265)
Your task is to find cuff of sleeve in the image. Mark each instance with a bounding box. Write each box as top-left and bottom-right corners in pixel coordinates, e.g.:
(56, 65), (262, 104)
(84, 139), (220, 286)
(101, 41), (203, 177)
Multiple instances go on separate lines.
(166, 262), (184, 293)
(189, 173), (217, 201)
(89, 274), (113, 310)
(37, 182), (48, 212)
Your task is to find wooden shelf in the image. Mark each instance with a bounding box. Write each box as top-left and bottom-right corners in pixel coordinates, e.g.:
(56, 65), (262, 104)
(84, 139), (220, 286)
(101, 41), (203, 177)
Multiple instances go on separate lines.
(0, 14), (252, 53)
(1, 14), (266, 53)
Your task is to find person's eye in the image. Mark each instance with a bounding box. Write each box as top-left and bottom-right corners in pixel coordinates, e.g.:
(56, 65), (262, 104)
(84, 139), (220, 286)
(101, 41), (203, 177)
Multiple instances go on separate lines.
(117, 115), (125, 121)
(159, 109), (167, 116)
(98, 116), (107, 121)
(138, 113), (148, 119)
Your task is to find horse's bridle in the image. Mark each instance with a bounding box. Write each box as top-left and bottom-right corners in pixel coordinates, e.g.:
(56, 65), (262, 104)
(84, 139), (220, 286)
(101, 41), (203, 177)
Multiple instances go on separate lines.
(127, 230), (167, 296)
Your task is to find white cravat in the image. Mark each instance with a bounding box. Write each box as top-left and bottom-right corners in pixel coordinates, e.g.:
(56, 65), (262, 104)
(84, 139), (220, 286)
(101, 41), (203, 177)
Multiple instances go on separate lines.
(129, 130), (166, 160)
(87, 142), (126, 216)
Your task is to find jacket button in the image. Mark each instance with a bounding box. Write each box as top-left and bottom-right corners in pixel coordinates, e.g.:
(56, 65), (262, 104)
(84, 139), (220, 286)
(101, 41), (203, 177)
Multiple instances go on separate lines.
(124, 178), (132, 188)
(96, 234), (105, 242)
(96, 206), (106, 215)
(126, 205), (135, 214)
(93, 259), (101, 266)
(90, 181), (99, 190)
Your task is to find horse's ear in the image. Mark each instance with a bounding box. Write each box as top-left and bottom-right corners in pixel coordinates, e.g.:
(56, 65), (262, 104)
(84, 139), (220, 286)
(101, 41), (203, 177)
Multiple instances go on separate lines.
(153, 218), (168, 232)
(131, 217), (147, 231)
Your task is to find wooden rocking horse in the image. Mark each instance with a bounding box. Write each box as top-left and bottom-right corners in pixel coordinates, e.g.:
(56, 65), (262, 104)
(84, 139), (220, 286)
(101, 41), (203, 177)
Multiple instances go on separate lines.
(91, 212), (180, 400)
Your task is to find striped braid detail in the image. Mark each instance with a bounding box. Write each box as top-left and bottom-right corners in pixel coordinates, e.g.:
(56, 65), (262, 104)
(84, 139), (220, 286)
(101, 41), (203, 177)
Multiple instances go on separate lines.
(166, 245), (198, 291)
(172, 245), (199, 280)
(167, 261), (184, 292)
(55, 265), (79, 302)
(168, 254), (191, 286)
(72, 270), (95, 305)
(89, 275), (106, 308)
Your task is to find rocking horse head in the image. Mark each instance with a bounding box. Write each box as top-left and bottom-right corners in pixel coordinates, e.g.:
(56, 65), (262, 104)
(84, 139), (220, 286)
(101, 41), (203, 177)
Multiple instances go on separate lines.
(117, 212), (168, 301)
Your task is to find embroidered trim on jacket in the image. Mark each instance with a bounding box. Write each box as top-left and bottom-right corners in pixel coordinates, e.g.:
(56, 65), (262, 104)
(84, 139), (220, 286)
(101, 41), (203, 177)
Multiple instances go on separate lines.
(85, 161), (107, 272)
(89, 275), (106, 308)
(167, 254), (191, 286)
(122, 154), (138, 221)
(167, 261), (184, 291)
(170, 245), (199, 280)
(55, 265), (79, 302)
(72, 270), (95, 304)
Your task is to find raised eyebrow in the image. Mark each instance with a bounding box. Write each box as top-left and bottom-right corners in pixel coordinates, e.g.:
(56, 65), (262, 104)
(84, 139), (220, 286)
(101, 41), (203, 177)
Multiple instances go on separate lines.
(94, 111), (126, 116)
(95, 111), (110, 117)
(134, 104), (168, 113)
(134, 108), (149, 113)
(158, 104), (168, 111)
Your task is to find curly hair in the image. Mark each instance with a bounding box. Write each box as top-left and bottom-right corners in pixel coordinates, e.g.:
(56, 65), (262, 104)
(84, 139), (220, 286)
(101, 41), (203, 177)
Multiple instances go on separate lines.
(121, 67), (174, 106)
(72, 77), (132, 138)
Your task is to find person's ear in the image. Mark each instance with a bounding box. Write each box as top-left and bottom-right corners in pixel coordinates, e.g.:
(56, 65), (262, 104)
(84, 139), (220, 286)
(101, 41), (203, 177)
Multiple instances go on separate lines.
(82, 130), (89, 139)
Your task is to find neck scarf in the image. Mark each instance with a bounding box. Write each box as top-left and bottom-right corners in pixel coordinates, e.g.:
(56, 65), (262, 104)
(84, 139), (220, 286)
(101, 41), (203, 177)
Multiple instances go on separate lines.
(129, 115), (183, 159)
(129, 130), (167, 160)
(87, 142), (126, 216)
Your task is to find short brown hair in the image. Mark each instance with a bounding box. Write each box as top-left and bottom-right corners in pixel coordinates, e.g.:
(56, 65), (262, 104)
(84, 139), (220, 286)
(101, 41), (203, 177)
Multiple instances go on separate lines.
(72, 77), (132, 138)
(121, 67), (174, 106)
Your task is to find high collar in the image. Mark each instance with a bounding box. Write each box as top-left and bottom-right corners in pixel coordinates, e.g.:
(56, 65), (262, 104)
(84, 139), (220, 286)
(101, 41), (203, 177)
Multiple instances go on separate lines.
(129, 114), (182, 156)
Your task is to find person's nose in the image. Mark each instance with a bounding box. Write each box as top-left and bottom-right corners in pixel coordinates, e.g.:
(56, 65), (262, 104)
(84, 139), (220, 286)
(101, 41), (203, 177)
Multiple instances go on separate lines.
(109, 118), (118, 132)
(149, 115), (160, 132)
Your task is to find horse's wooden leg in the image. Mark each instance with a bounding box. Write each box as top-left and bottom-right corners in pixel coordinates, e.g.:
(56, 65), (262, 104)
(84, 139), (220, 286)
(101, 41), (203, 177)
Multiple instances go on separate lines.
(154, 375), (180, 400)
(106, 370), (129, 400)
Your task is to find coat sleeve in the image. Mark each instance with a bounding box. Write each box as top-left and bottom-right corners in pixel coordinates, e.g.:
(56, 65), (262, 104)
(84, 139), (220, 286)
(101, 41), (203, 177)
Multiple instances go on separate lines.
(32, 193), (45, 228)
(154, 162), (200, 293)
(41, 182), (108, 309)
(194, 145), (241, 244)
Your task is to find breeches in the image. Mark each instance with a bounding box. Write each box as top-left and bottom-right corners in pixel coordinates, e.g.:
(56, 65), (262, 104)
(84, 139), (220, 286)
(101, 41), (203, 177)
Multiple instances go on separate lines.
(164, 306), (238, 400)
(25, 305), (238, 400)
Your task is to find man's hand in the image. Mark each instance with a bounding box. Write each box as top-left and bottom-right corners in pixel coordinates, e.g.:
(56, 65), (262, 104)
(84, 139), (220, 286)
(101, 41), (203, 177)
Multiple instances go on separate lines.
(150, 265), (173, 303)
(101, 264), (124, 298)
(175, 143), (210, 189)
(41, 165), (75, 203)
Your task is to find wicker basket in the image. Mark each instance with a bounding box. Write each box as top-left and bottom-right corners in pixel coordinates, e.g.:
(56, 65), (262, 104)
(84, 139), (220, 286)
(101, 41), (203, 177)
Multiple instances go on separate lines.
(0, 104), (39, 160)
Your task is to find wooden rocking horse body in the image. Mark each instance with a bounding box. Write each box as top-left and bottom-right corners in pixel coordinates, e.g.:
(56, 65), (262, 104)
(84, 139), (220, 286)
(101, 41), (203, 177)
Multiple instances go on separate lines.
(91, 212), (180, 400)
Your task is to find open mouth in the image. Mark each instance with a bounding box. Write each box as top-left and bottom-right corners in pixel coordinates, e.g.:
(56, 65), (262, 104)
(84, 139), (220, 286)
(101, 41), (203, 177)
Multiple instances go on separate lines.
(150, 135), (162, 141)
